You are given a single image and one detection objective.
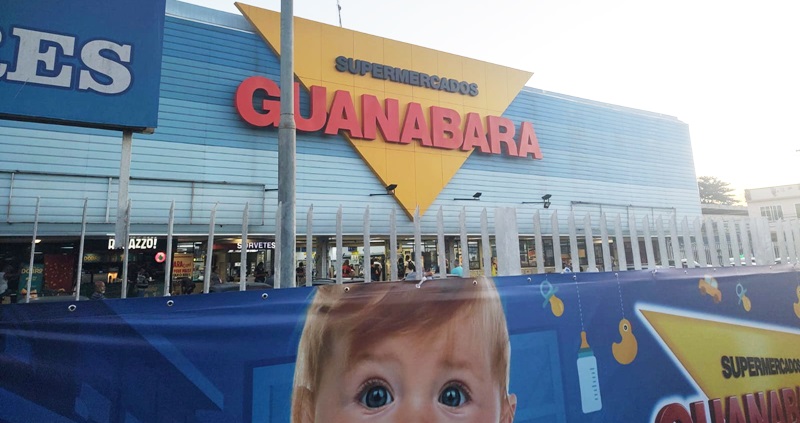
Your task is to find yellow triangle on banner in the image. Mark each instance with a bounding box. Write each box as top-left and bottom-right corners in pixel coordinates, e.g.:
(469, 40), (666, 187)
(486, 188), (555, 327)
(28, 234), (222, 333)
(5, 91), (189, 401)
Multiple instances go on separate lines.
(236, 3), (533, 217)
(641, 309), (800, 402)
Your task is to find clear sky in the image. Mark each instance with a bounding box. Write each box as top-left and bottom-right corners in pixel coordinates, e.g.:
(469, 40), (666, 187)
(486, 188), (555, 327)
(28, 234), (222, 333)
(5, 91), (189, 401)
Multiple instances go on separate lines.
(182, 0), (799, 201)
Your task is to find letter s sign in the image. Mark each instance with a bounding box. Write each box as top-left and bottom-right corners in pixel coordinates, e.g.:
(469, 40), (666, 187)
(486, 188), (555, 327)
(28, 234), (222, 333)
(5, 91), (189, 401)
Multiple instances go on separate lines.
(79, 39), (133, 95)
(1, 28), (133, 94)
(0, 0), (166, 132)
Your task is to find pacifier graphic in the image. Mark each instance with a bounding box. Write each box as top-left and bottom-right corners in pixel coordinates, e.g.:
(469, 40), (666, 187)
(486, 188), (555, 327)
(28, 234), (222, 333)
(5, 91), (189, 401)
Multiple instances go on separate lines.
(792, 286), (800, 319)
(540, 279), (564, 317)
(698, 275), (722, 303)
(736, 283), (751, 312)
(612, 318), (638, 365)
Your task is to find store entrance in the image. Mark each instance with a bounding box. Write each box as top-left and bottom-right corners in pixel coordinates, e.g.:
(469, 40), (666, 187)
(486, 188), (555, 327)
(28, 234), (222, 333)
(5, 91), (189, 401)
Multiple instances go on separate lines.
(225, 249), (274, 282)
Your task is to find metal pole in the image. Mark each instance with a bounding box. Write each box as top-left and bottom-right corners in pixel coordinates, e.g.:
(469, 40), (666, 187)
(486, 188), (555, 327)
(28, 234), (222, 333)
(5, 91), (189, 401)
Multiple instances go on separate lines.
(115, 130), (132, 247)
(390, 208), (397, 281)
(552, 211), (562, 273)
(164, 200), (175, 296)
(656, 216), (669, 268)
(25, 197), (40, 303)
(681, 216), (695, 269)
(204, 203), (217, 294)
(642, 215), (655, 270)
(363, 206), (370, 283)
(75, 198), (88, 300)
(628, 213), (642, 270)
(336, 205), (342, 284)
(460, 207), (468, 274)
(614, 214), (626, 271)
(437, 206), (446, 278)
(318, 236), (328, 278)
(240, 202), (249, 291)
(275, 201), (282, 288)
(120, 200), (131, 299)
(480, 208), (491, 277)
(568, 211), (580, 272)
(584, 214), (597, 272)
(600, 212), (612, 272)
(693, 217), (707, 267)
(413, 207), (422, 277)
(306, 205), (313, 286)
(278, 0), (297, 289)
(669, 213), (682, 268)
(533, 211), (545, 273)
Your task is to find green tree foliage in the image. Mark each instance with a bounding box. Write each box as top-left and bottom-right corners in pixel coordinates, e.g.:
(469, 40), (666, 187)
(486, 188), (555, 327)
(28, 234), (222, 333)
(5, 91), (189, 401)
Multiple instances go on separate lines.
(697, 176), (737, 205)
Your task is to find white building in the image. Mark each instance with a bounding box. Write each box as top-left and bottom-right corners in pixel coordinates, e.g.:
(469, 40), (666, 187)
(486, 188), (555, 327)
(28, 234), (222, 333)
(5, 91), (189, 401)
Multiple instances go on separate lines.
(745, 184), (800, 222)
(745, 183), (800, 262)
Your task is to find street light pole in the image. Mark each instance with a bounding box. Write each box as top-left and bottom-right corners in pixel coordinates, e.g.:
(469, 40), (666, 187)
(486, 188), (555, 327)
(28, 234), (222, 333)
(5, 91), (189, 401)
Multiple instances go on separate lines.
(278, 0), (296, 288)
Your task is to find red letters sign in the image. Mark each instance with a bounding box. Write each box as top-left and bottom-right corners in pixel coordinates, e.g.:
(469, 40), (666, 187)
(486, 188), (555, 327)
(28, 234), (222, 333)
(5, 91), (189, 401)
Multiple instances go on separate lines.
(235, 76), (543, 159)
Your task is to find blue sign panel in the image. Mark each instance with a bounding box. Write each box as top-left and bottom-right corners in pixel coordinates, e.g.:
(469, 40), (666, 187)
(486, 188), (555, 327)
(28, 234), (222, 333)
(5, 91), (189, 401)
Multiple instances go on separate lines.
(1, 266), (799, 422)
(0, 0), (167, 132)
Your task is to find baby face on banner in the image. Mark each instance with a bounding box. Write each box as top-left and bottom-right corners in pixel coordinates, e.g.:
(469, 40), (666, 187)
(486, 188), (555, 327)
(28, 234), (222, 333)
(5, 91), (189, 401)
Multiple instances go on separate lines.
(291, 278), (516, 423)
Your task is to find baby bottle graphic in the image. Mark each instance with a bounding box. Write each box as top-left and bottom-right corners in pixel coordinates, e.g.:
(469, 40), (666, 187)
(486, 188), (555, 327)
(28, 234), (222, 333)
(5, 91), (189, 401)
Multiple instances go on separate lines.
(577, 330), (602, 413)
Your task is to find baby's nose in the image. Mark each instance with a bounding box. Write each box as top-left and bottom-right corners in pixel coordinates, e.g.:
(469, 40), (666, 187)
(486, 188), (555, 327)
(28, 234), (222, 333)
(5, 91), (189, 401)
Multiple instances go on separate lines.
(393, 396), (436, 423)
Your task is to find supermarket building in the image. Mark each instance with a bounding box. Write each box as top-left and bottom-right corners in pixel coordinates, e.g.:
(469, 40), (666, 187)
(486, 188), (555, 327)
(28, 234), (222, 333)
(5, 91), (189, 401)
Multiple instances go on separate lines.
(0, 1), (700, 292)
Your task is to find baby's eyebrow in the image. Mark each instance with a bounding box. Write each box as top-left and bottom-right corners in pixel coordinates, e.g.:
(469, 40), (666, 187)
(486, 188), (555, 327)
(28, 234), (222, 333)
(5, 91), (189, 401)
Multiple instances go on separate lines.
(439, 357), (476, 371)
(437, 356), (487, 381)
(346, 351), (401, 371)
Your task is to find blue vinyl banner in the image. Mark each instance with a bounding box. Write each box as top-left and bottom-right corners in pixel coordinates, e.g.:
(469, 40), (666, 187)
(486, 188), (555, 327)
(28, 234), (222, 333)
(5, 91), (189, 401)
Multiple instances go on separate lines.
(1, 266), (800, 423)
(0, 0), (166, 131)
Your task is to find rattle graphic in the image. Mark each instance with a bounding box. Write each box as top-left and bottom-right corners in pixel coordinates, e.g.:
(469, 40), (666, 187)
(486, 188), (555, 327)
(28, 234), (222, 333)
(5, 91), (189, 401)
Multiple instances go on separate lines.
(540, 279), (564, 317)
(736, 283), (751, 312)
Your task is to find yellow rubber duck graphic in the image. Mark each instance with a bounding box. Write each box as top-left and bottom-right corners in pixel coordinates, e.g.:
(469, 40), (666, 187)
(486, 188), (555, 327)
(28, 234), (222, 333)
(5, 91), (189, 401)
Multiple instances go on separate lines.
(612, 318), (638, 365)
(793, 286), (800, 319)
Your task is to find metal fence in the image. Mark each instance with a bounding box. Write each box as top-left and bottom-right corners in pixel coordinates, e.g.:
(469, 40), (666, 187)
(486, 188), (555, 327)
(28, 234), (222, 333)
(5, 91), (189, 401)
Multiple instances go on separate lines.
(9, 197), (800, 303)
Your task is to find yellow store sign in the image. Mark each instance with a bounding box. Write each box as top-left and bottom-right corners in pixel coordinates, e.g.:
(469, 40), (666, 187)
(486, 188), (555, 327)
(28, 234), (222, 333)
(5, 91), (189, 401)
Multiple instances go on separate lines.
(235, 3), (538, 217)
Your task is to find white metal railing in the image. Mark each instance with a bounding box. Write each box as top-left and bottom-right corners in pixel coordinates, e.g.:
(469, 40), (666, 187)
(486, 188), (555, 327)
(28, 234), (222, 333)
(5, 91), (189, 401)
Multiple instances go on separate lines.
(9, 199), (800, 303)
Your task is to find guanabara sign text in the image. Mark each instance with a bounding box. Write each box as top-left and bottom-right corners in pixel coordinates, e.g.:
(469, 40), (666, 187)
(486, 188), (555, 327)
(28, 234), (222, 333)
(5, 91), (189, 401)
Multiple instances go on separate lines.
(236, 77), (542, 159)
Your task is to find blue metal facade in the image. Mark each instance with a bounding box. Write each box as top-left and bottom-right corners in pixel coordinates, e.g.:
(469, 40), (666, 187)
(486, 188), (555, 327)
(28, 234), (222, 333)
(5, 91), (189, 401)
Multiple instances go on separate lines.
(0, 0), (700, 238)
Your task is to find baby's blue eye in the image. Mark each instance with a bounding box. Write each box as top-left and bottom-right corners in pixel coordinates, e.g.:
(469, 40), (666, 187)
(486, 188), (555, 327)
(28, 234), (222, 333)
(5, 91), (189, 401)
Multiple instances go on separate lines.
(439, 384), (469, 407)
(359, 384), (393, 409)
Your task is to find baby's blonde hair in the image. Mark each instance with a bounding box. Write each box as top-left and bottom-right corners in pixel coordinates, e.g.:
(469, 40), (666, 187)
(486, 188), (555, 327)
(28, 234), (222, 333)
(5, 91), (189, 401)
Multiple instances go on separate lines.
(291, 277), (511, 422)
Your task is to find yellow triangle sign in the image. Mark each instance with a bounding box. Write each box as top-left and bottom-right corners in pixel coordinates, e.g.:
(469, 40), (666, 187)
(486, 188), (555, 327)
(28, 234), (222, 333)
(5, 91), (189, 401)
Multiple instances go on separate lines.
(641, 308), (800, 401)
(236, 3), (533, 217)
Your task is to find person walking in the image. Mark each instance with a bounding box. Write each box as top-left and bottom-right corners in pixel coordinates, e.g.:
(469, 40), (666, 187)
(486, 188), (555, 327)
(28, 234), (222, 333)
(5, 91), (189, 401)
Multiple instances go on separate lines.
(450, 260), (464, 277)
(0, 265), (10, 303)
(370, 261), (382, 281)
